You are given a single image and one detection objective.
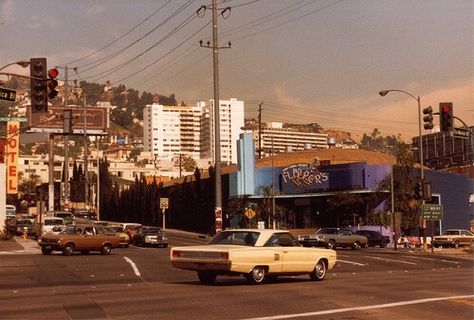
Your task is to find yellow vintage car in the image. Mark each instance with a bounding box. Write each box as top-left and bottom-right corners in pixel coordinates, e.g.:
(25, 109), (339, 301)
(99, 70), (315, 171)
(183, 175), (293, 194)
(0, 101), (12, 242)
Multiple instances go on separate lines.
(170, 229), (337, 284)
(38, 225), (121, 255)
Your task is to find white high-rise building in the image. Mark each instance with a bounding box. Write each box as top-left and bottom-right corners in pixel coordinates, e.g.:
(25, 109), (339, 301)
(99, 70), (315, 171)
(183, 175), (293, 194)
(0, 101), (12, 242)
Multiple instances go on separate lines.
(199, 98), (244, 164)
(143, 104), (202, 160)
(257, 122), (329, 156)
(143, 98), (244, 165)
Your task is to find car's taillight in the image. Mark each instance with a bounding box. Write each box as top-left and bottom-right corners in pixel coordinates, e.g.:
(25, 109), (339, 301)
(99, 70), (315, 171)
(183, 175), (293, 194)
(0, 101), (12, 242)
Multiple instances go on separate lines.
(172, 251), (181, 258)
(220, 252), (228, 260)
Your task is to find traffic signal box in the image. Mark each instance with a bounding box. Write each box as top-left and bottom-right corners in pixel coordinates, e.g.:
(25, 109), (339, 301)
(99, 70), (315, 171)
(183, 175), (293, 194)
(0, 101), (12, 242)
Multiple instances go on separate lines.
(30, 58), (47, 113)
(439, 102), (453, 132)
(47, 68), (59, 99)
(422, 106), (433, 130)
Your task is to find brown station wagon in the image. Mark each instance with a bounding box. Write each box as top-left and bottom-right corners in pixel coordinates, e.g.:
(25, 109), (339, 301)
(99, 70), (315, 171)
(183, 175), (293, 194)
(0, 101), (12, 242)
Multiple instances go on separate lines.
(38, 225), (121, 255)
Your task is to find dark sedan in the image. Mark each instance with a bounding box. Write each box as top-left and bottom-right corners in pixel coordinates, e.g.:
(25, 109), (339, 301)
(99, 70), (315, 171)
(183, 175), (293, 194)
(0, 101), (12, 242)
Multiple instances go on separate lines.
(133, 226), (168, 247)
(355, 230), (390, 248)
(6, 218), (36, 236)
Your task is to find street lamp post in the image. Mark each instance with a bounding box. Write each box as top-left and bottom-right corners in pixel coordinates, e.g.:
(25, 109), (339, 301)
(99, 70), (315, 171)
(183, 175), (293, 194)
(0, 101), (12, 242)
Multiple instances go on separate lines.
(0, 60), (30, 72)
(379, 89), (427, 251)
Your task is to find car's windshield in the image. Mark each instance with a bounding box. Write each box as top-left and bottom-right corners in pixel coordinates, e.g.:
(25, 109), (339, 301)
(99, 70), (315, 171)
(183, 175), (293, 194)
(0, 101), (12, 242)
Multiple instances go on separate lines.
(209, 231), (259, 246)
(316, 228), (338, 235)
(142, 227), (161, 234)
(17, 220), (32, 226)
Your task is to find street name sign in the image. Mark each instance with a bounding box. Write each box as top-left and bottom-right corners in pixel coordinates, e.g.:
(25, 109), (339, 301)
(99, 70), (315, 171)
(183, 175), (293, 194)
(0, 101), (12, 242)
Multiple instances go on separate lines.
(452, 127), (469, 139)
(0, 87), (16, 102)
(422, 204), (443, 220)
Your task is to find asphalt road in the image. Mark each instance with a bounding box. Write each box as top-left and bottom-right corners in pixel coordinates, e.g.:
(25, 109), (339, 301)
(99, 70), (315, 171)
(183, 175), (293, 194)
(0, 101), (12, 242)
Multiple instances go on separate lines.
(0, 235), (473, 320)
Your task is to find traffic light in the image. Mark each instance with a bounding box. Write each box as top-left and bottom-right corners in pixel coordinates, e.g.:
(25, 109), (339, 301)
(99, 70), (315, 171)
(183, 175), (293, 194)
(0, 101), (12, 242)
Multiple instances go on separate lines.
(439, 102), (453, 132)
(422, 106), (433, 130)
(414, 182), (422, 200)
(29, 58), (47, 113)
(47, 68), (59, 99)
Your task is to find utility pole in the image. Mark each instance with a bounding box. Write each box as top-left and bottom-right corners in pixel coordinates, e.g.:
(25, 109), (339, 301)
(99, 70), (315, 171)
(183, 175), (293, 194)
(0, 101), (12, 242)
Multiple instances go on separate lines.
(83, 93), (88, 209)
(198, 0), (231, 234)
(63, 66), (69, 209)
(258, 102), (263, 159)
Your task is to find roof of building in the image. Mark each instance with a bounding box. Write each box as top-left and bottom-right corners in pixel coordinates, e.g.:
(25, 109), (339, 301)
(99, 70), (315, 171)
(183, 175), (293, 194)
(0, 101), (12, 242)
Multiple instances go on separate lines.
(255, 148), (397, 168)
(161, 148), (397, 187)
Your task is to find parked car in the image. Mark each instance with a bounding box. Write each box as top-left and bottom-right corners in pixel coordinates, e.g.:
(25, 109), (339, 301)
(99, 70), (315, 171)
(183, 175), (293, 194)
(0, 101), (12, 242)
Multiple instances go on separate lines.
(6, 218), (35, 236)
(133, 226), (168, 247)
(46, 211), (75, 225)
(355, 230), (390, 248)
(121, 223), (142, 242)
(431, 229), (474, 248)
(107, 225), (130, 248)
(298, 227), (368, 249)
(38, 225), (121, 255)
(34, 217), (66, 239)
(170, 229), (337, 284)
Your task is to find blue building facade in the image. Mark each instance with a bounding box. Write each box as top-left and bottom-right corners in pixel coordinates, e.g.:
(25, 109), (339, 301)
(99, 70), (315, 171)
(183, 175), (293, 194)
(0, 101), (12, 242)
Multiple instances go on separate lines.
(229, 133), (474, 230)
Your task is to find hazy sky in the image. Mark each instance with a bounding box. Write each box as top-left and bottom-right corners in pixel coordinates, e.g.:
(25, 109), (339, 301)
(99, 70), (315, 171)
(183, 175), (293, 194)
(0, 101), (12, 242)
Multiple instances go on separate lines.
(1, 0), (472, 140)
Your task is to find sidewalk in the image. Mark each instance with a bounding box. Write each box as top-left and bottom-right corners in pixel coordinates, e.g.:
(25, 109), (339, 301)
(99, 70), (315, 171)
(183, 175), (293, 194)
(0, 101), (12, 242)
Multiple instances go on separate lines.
(0, 236), (40, 254)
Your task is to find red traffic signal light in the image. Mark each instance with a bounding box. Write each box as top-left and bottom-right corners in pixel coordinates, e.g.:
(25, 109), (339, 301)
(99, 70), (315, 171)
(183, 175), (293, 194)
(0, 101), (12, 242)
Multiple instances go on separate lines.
(47, 68), (59, 99)
(439, 102), (453, 132)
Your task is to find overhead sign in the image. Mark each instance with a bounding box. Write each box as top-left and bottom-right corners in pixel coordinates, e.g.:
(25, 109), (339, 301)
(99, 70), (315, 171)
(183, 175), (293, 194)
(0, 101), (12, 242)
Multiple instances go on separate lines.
(27, 106), (108, 135)
(422, 204), (443, 220)
(0, 87), (17, 102)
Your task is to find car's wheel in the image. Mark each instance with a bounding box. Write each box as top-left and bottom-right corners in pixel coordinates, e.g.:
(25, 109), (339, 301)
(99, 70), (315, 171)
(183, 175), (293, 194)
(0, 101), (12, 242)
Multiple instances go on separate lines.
(197, 271), (217, 284)
(101, 243), (112, 255)
(352, 241), (361, 250)
(41, 247), (52, 255)
(247, 266), (266, 284)
(62, 243), (74, 256)
(380, 241), (387, 248)
(453, 241), (459, 249)
(310, 259), (327, 281)
(326, 240), (335, 250)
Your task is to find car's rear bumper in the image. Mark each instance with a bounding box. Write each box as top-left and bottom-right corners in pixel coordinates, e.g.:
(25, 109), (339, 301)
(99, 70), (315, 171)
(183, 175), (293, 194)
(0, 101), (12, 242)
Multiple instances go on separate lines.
(171, 260), (231, 271)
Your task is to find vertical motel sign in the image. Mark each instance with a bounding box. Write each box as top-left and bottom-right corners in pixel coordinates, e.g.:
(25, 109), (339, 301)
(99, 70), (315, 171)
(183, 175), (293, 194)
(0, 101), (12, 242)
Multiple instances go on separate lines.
(6, 121), (19, 194)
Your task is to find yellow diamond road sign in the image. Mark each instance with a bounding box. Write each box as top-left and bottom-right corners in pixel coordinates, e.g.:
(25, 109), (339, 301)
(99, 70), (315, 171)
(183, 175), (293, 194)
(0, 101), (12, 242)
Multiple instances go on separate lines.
(244, 208), (256, 220)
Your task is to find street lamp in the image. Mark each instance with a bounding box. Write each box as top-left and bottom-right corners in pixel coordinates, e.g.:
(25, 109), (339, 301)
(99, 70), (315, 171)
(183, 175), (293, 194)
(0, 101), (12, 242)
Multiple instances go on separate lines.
(0, 60), (30, 72)
(0, 60), (30, 84)
(379, 89), (427, 251)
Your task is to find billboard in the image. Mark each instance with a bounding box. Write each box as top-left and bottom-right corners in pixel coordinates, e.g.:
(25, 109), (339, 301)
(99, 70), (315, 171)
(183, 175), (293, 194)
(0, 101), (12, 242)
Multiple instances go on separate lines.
(27, 106), (108, 135)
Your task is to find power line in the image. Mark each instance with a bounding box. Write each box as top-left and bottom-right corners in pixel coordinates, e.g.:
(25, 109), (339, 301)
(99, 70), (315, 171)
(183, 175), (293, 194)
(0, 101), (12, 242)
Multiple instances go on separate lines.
(63, 0), (173, 66)
(75, 0), (196, 72)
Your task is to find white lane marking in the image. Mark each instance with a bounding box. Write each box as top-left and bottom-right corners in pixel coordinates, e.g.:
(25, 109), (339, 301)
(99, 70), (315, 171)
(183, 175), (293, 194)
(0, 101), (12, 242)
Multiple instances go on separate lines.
(363, 256), (417, 265)
(124, 256), (141, 277)
(337, 259), (366, 266)
(240, 295), (474, 320)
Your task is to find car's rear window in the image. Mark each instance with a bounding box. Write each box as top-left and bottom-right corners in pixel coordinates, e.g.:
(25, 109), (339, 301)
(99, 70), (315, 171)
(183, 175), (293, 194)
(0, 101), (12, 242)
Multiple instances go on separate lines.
(209, 231), (259, 246)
